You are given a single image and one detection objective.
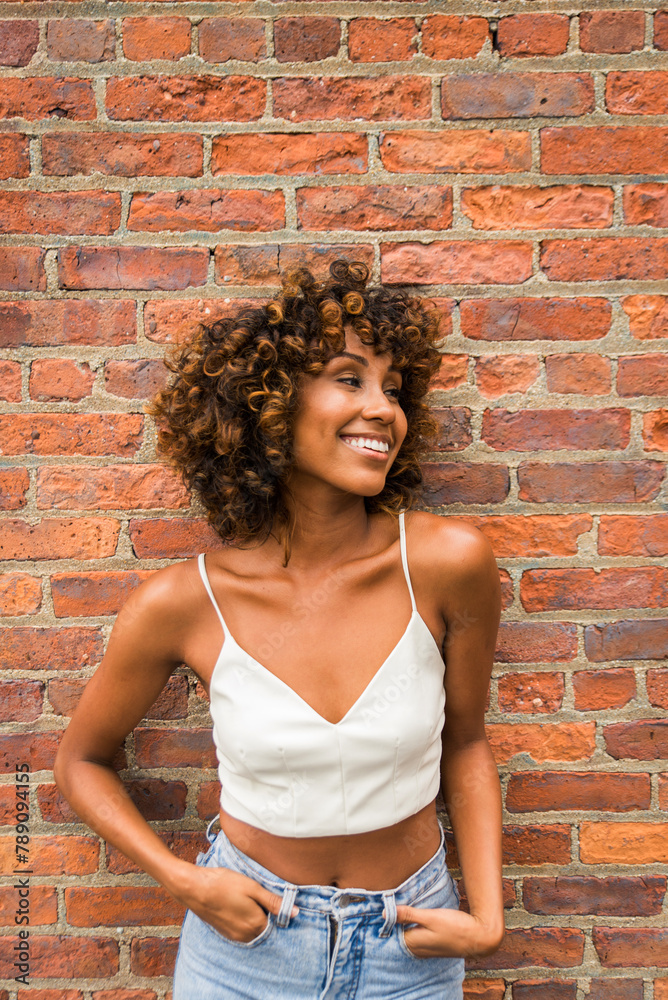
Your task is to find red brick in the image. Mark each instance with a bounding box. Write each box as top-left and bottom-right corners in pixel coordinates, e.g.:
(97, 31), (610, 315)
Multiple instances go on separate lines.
(381, 241), (532, 285)
(66, 887), (184, 926)
(604, 720), (668, 760)
(430, 352), (466, 390)
(349, 18), (416, 62)
(199, 18), (265, 62)
(104, 360), (166, 399)
(580, 10), (645, 53)
(0, 468), (29, 510)
(127, 188), (284, 232)
(273, 76), (430, 122)
(546, 354), (611, 395)
(463, 297), (611, 342)
(573, 669), (636, 710)
(0, 835), (99, 875)
(474, 355), (539, 398)
(0, 413), (142, 457)
(494, 622), (578, 662)
(498, 672), (564, 714)
(122, 17), (191, 61)
(502, 825), (571, 866)
(483, 408), (629, 452)
(488, 722), (595, 763)
(58, 246), (208, 290)
(588, 980), (643, 1000)
(422, 462), (509, 506)
(464, 984), (505, 1000)
(0, 886), (56, 925)
(585, 619), (668, 662)
(623, 295), (668, 339)
(197, 780), (221, 819)
(542, 126), (668, 175)
(134, 727), (217, 768)
(648, 670), (668, 709)
(43, 132), (202, 177)
(581, 821), (668, 864)
(0, 678), (44, 722)
(624, 182), (668, 227)
(661, 776), (668, 812)
(0, 573), (42, 616)
(130, 518), (220, 558)
(380, 129), (530, 174)
(0, 191), (120, 235)
(607, 71), (668, 115)
(542, 237), (668, 281)
(92, 993), (158, 1000)
(0, 360), (21, 402)
(18, 990), (82, 1000)
(594, 928), (668, 968)
(442, 73), (593, 119)
(30, 359), (94, 401)
(644, 409), (668, 452)
(506, 771), (649, 813)
(656, 11), (668, 49)
(130, 937), (179, 978)
(432, 407), (472, 451)
(512, 984), (576, 1000)
(37, 464), (188, 510)
(107, 830), (206, 875)
(519, 461), (665, 503)
(522, 567), (668, 612)
(0, 732), (61, 773)
(213, 245), (375, 291)
(106, 75), (266, 121)
(421, 16), (489, 60)
(618, 354), (668, 396)
(51, 570), (154, 617)
(0, 300), (136, 347)
(599, 515), (668, 557)
(0, 627), (103, 670)
(0, 936), (118, 980)
(0, 20), (39, 65)
(0, 134), (29, 178)
(0, 518), (119, 561)
(0, 78), (95, 120)
(298, 185), (452, 232)
(498, 15), (569, 57)
(468, 927), (584, 972)
(212, 132), (366, 175)
(47, 19), (115, 62)
(274, 17), (339, 62)
(463, 184), (612, 231)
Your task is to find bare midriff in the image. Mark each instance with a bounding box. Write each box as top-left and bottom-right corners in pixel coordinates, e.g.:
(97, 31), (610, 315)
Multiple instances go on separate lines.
(219, 800), (441, 891)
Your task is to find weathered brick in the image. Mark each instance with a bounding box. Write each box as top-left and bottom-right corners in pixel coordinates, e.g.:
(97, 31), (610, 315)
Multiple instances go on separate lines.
(422, 462), (510, 505)
(482, 409), (629, 452)
(542, 126), (668, 175)
(43, 132), (203, 177)
(348, 18), (417, 62)
(129, 518), (220, 558)
(588, 982), (643, 1000)
(522, 567), (668, 612)
(432, 407), (472, 451)
(461, 298), (611, 341)
(584, 619), (668, 661)
(92, 992), (158, 1000)
(0, 627), (103, 670)
(488, 723), (595, 763)
(199, 18), (265, 63)
(0, 574), (42, 616)
(380, 129), (530, 175)
(462, 185), (612, 231)
(502, 825), (571, 866)
(494, 622), (578, 662)
(656, 11), (668, 49)
(135, 727), (217, 768)
(593, 928), (668, 967)
(606, 71), (668, 115)
(518, 461), (665, 503)
(0, 518), (119, 561)
(647, 669), (668, 709)
(297, 185), (452, 231)
(130, 937), (179, 978)
(0, 78), (96, 120)
(213, 245), (375, 295)
(66, 887), (184, 926)
(127, 188), (284, 232)
(51, 570), (153, 617)
(0, 886), (56, 925)
(0, 190), (120, 236)
(0, 936), (118, 979)
(0, 360), (21, 402)
(498, 672), (564, 714)
(644, 409), (668, 452)
(468, 927), (584, 971)
(542, 237), (668, 281)
(421, 16), (489, 60)
(0, 835), (99, 875)
(0, 468), (29, 510)
(273, 76), (430, 122)
(599, 515), (668, 556)
(581, 822), (668, 864)
(511, 983), (576, 1000)
(546, 354), (611, 395)
(37, 464), (189, 510)
(442, 73), (594, 119)
(0, 300), (136, 347)
(506, 772), (649, 813)
(107, 830), (205, 875)
(0, 678), (44, 722)
(47, 19), (116, 62)
(624, 182), (668, 227)
(274, 17), (340, 62)
(623, 295), (668, 339)
(0, 134), (29, 179)
(104, 360), (166, 399)
(573, 669), (636, 710)
(430, 353), (467, 390)
(106, 75), (266, 121)
(0, 20), (39, 66)
(580, 10), (645, 53)
(29, 359), (94, 401)
(122, 17), (191, 61)
(0, 732), (61, 773)
(618, 354), (668, 396)
(604, 720), (668, 760)
(381, 241), (532, 285)
(58, 246), (209, 290)
(0, 414), (142, 457)
(464, 982), (505, 1000)
(497, 14), (569, 57)
(474, 355), (540, 398)
(212, 133), (366, 175)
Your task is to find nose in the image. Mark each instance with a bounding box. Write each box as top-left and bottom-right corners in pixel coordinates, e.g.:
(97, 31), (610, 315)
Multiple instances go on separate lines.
(360, 382), (396, 424)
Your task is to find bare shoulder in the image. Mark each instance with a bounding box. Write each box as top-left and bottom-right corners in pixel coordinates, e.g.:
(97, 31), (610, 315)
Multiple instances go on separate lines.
(111, 557), (205, 648)
(406, 510), (497, 583)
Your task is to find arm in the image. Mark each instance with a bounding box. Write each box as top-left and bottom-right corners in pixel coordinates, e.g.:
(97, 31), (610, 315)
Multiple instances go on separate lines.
(397, 522), (504, 958)
(54, 563), (290, 942)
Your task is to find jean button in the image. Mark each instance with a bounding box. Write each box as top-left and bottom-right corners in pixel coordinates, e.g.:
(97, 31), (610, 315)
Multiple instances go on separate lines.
(338, 893), (351, 907)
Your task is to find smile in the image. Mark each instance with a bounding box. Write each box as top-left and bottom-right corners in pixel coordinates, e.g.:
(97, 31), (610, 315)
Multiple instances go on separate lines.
(340, 436), (390, 458)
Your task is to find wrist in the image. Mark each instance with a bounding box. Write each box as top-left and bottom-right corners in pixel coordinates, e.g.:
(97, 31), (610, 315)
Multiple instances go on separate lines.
(158, 855), (200, 904)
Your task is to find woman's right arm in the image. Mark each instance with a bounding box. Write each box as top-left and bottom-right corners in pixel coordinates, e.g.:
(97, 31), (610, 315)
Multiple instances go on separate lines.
(53, 563), (288, 942)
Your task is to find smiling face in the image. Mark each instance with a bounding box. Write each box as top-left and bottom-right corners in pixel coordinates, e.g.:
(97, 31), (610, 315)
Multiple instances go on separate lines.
(287, 328), (408, 502)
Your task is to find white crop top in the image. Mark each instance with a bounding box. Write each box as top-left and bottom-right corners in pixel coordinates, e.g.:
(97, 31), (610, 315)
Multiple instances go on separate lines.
(198, 512), (446, 837)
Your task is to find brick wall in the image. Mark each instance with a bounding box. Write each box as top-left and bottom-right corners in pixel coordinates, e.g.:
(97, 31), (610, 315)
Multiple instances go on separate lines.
(1, 1), (667, 997)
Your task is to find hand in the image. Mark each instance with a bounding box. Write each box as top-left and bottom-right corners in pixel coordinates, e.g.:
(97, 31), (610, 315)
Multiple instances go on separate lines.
(395, 904), (504, 959)
(178, 862), (298, 943)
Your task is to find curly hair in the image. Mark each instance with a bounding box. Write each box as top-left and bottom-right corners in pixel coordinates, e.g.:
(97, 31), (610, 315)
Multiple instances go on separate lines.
(148, 260), (443, 556)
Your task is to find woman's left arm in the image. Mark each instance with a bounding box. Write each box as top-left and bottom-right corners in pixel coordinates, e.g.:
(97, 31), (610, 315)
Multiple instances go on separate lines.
(397, 521), (504, 958)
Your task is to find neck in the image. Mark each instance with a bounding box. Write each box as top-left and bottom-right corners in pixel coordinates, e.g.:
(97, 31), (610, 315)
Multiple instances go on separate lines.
(276, 480), (375, 571)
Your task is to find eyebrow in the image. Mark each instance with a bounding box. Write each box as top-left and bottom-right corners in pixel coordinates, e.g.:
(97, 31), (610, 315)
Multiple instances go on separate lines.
(332, 351), (400, 374)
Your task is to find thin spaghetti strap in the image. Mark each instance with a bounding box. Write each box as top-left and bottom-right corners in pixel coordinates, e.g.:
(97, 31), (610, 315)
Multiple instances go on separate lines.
(197, 553), (229, 636)
(398, 512), (417, 613)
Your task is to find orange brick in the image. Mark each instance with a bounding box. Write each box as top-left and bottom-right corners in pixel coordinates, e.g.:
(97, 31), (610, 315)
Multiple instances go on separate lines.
(606, 71), (668, 115)
(122, 17), (191, 61)
(273, 76), (430, 122)
(0, 414), (143, 456)
(647, 669), (668, 709)
(0, 360), (21, 402)
(572, 669), (636, 710)
(487, 723), (596, 764)
(644, 409), (668, 452)
(497, 672), (564, 713)
(348, 18), (417, 62)
(545, 354), (611, 395)
(0, 835), (99, 875)
(421, 15), (489, 60)
(507, 772), (649, 813)
(474, 355), (539, 398)
(468, 514), (591, 558)
(51, 570), (154, 617)
(0, 573), (42, 616)
(37, 464), (189, 510)
(0, 886), (57, 926)
(106, 75), (266, 122)
(430, 354), (467, 391)
(497, 14), (569, 57)
(0, 518), (119, 561)
(212, 133), (366, 176)
(0, 627), (103, 670)
(199, 18), (265, 62)
(65, 887), (184, 926)
(0, 936), (118, 979)
(599, 515), (668, 556)
(379, 130), (531, 174)
(381, 241), (532, 285)
(29, 359), (94, 401)
(0, 678), (43, 721)
(624, 183), (668, 227)
(127, 188), (284, 233)
(581, 822), (668, 863)
(580, 10), (645, 53)
(297, 185), (452, 232)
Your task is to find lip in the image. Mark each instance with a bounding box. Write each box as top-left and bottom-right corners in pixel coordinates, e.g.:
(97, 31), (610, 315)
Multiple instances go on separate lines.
(339, 434), (392, 461)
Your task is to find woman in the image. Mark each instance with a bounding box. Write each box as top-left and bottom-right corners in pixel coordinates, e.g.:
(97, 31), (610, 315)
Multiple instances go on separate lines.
(54, 261), (504, 999)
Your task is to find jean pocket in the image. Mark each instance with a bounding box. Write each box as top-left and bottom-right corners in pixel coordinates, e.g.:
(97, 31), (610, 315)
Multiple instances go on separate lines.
(206, 912), (274, 950)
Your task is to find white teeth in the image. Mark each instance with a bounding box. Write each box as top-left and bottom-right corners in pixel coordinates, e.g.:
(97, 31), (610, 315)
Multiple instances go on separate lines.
(342, 436), (389, 453)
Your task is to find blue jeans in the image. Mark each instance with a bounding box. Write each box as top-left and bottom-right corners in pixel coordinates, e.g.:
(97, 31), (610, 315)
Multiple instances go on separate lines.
(173, 821), (465, 999)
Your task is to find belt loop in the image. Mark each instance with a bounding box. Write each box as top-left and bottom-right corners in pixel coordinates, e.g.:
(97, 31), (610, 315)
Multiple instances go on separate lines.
(205, 816), (219, 844)
(277, 884), (298, 928)
(379, 890), (397, 938)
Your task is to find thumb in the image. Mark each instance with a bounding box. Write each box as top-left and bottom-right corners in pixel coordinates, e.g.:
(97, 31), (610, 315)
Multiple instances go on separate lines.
(253, 885), (299, 919)
(395, 905), (423, 926)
